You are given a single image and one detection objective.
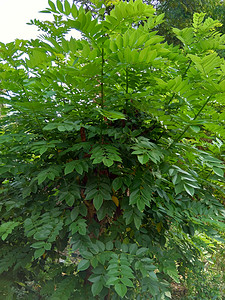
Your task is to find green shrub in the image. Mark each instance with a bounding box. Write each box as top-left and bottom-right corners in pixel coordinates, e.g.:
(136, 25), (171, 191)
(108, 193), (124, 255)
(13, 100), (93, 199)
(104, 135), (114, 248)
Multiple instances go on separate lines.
(0, 0), (225, 299)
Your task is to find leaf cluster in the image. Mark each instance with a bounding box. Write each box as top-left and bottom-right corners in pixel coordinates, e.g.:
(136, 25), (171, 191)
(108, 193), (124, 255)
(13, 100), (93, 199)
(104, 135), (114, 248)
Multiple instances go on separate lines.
(0, 0), (225, 299)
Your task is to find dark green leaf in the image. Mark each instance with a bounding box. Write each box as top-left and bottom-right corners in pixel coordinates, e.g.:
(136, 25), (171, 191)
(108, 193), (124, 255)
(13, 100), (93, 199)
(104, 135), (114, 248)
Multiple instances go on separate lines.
(129, 190), (139, 205)
(106, 241), (113, 250)
(112, 177), (122, 191)
(106, 276), (119, 286)
(96, 240), (105, 252)
(91, 280), (103, 296)
(43, 123), (57, 130)
(74, 163), (84, 175)
(79, 203), (87, 216)
(136, 247), (148, 257)
(120, 277), (134, 287)
(71, 208), (79, 221)
(129, 244), (138, 255)
(93, 193), (103, 210)
(121, 243), (128, 252)
(134, 215), (141, 229)
(175, 183), (184, 194)
(34, 248), (45, 259)
(44, 243), (52, 251)
(88, 274), (101, 283)
(31, 241), (46, 249)
(137, 197), (145, 211)
(65, 193), (75, 206)
(81, 250), (93, 259)
(77, 259), (90, 271)
(34, 230), (51, 241)
(115, 283), (127, 298)
(37, 172), (48, 185)
(65, 162), (75, 175)
(86, 189), (98, 200)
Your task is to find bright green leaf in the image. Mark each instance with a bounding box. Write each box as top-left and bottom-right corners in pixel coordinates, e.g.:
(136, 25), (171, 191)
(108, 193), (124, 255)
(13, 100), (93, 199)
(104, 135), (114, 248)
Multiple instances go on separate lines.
(213, 167), (224, 177)
(56, 0), (63, 13)
(184, 184), (195, 197)
(137, 154), (149, 164)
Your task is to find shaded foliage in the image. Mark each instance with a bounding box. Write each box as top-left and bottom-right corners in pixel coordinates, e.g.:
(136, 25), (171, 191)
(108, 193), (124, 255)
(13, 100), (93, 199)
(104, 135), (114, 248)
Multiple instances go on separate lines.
(154, 0), (224, 43)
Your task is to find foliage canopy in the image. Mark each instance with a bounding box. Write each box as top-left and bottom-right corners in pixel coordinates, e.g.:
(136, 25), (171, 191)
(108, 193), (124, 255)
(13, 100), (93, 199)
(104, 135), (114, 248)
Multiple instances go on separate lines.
(154, 0), (225, 44)
(0, 0), (225, 299)
(73, 0), (225, 44)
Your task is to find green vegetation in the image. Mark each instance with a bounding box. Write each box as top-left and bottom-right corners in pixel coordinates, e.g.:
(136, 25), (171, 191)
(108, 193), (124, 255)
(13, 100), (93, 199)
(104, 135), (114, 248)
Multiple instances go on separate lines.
(0, 0), (225, 299)
(73, 0), (225, 44)
(154, 0), (225, 44)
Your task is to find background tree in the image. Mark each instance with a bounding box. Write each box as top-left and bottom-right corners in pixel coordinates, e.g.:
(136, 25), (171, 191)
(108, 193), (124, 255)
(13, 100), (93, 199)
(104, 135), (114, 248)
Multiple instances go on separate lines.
(154, 0), (225, 43)
(0, 0), (225, 299)
(71, 0), (225, 43)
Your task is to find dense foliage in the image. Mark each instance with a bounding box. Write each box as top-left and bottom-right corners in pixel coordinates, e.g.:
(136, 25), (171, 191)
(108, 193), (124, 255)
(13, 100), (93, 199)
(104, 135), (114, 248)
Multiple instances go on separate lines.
(73, 0), (225, 44)
(154, 0), (225, 44)
(0, 0), (225, 299)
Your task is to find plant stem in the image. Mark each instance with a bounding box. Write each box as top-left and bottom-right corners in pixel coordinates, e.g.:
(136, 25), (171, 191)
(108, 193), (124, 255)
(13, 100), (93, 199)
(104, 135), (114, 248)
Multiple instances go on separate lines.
(169, 95), (212, 147)
(101, 48), (104, 109)
(100, 48), (104, 143)
(125, 68), (129, 111)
